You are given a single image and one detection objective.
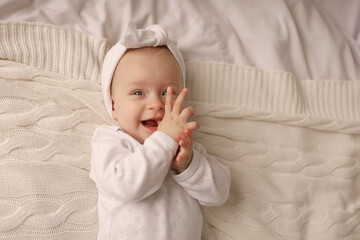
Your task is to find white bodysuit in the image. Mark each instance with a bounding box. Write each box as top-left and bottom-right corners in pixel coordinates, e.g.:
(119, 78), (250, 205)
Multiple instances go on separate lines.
(90, 125), (231, 240)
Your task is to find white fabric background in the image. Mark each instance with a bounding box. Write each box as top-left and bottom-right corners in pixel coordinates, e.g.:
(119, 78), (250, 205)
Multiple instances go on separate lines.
(0, 0), (359, 81)
(0, 2), (360, 238)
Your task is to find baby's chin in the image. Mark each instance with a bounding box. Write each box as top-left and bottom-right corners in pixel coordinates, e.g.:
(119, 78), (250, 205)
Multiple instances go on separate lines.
(135, 131), (154, 144)
(117, 124), (155, 144)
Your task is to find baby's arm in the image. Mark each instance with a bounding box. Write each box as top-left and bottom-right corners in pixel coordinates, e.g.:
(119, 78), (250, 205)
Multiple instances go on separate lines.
(157, 87), (230, 205)
(90, 126), (178, 203)
(172, 142), (231, 206)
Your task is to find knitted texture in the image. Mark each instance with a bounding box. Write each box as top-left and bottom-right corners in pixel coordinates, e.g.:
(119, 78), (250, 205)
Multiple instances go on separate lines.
(0, 21), (112, 239)
(185, 63), (360, 240)
(0, 21), (360, 240)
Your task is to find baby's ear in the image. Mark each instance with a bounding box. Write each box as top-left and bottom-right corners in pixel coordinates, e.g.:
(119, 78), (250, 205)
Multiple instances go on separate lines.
(110, 94), (114, 109)
(112, 111), (117, 121)
(110, 95), (117, 121)
(111, 108), (117, 121)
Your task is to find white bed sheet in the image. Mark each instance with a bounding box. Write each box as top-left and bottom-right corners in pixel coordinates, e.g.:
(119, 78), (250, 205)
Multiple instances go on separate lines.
(0, 0), (359, 81)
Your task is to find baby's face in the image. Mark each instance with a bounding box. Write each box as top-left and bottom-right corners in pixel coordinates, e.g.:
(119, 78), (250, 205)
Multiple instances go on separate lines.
(110, 47), (183, 143)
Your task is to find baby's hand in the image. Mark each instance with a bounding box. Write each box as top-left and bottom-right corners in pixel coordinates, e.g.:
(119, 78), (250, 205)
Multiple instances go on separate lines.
(158, 87), (199, 141)
(172, 128), (194, 174)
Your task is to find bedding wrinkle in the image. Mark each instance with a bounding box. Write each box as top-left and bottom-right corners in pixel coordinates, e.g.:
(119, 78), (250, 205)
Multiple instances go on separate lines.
(181, 0), (231, 63)
(288, 0), (360, 80)
(1, 0), (360, 80)
(315, 0), (360, 55)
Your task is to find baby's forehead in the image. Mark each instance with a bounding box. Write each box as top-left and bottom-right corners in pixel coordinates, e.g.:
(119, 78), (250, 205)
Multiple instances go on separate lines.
(123, 46), (172, 58)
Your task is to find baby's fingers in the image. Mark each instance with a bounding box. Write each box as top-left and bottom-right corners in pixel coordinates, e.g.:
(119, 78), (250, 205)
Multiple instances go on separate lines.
(186, 121), (200, 131)
(177, 132), (188, 144)
(176, 141), (190, 162)
(176, 149), (186, 162)
(173, 88), (188, 114)
(184, 128), (193, 138)
(176, 132), (192, 149)
(180, 106), (195, 121)
(165, 87), (174, 113)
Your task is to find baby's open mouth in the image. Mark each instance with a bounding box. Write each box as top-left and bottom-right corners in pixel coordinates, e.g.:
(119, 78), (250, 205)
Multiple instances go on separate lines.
(141, 119), (160, 130)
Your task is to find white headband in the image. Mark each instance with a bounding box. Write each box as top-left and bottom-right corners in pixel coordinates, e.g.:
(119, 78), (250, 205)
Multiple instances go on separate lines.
(101, 21), (186, 117)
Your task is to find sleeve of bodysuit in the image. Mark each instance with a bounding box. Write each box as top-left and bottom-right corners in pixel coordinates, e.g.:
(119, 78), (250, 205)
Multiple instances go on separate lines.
(90, 127), (178, 203)
(172, 141), (231, 206)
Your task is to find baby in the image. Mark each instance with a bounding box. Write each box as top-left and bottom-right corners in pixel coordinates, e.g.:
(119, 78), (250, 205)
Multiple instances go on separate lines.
(90, 22), (231, 240)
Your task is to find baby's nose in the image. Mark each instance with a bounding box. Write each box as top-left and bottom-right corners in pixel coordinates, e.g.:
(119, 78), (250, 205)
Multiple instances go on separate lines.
(147, 95), (164, 110)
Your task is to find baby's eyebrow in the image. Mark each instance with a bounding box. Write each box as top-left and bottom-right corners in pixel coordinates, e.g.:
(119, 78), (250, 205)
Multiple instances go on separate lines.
(126, 80), (147, 87)
(126, 80), (180, 88)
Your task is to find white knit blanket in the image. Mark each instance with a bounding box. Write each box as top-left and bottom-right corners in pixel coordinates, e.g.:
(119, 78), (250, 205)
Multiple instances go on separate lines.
(0, 21), (359, 240)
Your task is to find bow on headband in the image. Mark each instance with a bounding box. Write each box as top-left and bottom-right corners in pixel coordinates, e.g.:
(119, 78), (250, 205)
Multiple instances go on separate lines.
(120, 22), (170, 48)
(101, 21), (186, 118)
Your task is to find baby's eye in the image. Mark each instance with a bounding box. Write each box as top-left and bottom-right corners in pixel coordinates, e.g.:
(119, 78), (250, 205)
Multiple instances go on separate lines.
(133, 91), (144, 96)
(162, 89), (178, 96)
